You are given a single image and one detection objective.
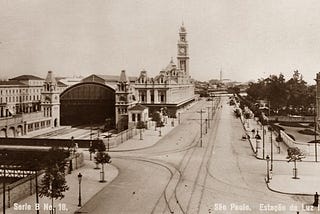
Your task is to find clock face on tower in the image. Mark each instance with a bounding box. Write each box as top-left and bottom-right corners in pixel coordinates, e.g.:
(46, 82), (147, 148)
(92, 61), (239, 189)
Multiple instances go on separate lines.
(179, 47), (185, 54)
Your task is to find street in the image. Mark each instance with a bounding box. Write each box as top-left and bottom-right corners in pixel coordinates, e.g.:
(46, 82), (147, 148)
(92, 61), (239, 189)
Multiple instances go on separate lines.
(77, 97), (311, 214)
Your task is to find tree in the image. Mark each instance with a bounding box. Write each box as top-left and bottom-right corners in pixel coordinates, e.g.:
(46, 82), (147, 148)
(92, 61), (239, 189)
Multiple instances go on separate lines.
(136, 121), (145, 140)
(152, 111), (162, 131)
(39, 147), (70, 211)
(95, 152), (112, 182)
(286, 70), (308, 112)
(286, 147), (305, 179)
(89, 141), (106, 169)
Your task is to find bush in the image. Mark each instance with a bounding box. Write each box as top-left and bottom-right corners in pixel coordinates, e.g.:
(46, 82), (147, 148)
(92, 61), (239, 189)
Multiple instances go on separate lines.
(298, 129), (318, 136)
(269, 124), (285, 133)
(308, 140), (320, 144)
(276, 135), (283, 142)
(279, 122), (306, 128)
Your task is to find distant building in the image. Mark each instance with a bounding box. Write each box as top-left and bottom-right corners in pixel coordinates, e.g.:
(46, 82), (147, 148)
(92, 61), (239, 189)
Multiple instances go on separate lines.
(0, 71), (65, 137)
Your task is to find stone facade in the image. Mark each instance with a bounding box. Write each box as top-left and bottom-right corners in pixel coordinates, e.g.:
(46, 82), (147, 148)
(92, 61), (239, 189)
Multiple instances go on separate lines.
(133, 24), (195, 117)
(115, 70), (137, 131)
(0, 71), (67, 137)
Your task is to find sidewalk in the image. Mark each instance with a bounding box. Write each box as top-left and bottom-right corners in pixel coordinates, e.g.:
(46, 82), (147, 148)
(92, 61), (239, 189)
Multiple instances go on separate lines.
(242, 117), (288, 160)
(110, 120), (175, 151)
(3, 150), (119, 214)
(240, 115), (320, 196)
(267, 161), (320, 196)
(2, 117), (179, 214)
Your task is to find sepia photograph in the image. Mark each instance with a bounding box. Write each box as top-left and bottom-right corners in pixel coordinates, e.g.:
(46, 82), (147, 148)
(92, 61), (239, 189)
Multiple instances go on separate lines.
(1, 0), (320, 213)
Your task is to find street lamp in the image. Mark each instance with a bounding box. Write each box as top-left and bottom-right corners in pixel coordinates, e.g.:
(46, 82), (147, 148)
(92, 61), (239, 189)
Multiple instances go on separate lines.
(78, 173), (82, 207)
(269, 126), (274, 171)
(262, 124), (265, 159)
(255, 131), (261, 157)
(266, 155), (270, 183)
(107, 132), (110, 151)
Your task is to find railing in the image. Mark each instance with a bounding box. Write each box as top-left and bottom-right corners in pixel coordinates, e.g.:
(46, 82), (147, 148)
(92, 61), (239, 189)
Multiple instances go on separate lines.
(102, 127), (138, 148)
(280, 130), (311, 155)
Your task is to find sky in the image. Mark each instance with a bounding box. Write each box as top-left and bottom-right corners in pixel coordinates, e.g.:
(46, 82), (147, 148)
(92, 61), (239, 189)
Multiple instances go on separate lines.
(1, 0), (320, 84)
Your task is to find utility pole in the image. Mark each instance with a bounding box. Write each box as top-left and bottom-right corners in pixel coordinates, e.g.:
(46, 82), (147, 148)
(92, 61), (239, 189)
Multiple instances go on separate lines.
(211, 99), (214, 120)
(206, 106), (211, 129)
(205, 119), (208, 134)
(3, 168), (5, 214)
(270, 127), (273, 171)
(315, 101), (318, 162)
(315, 75), (319, 162)
(262, 124), (265, 159)
(197, 109), (205, 147)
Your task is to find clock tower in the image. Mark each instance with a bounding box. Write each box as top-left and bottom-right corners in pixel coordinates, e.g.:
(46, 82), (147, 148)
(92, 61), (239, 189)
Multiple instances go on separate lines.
(41, 71), (60, 128)
(177, 23), (189, 79)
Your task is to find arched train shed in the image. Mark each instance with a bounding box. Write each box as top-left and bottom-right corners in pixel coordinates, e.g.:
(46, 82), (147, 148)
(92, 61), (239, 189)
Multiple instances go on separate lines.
(60, 82), (115, 126)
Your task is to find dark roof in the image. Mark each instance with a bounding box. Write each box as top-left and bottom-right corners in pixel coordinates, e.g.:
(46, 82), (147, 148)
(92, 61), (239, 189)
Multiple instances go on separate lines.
(45, 71), (57, 84)
(119, 70), (129, 82)
(0, 80), (26, 86)
(10, 75), (43, 81)
(128, 104), (148, 111)
(57, 80), (68, 87)
(96, 74), (137, 82)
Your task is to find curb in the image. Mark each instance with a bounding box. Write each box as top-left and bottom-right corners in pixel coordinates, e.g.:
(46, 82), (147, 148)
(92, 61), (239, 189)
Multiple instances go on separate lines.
(238, 115), (265, 160)
(74, 162), (120, 214)
(264, 177), (313, 197)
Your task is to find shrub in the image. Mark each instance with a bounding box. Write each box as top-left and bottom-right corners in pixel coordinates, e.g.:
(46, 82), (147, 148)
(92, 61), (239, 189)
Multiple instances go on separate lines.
(279, 122), (306, 128)
(276, 135), (283, 142)
(298, 129), (318, 136)
(269, 124), (285, 133)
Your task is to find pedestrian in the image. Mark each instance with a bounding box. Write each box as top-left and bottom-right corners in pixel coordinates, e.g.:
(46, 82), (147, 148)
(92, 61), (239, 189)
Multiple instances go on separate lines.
(313, 192), (319, 207)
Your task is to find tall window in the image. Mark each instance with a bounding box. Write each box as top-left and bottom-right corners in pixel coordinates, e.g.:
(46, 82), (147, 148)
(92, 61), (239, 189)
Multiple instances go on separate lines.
(151, 90), (154, 102)
(132, 113), (136, 122)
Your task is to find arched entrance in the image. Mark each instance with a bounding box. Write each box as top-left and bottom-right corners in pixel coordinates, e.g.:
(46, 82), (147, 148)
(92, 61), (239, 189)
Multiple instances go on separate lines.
(17, 125), (23, 136)
(60, 82), (115, 126)
(0, 129), (6, 137)
(7, 127), (15, 137)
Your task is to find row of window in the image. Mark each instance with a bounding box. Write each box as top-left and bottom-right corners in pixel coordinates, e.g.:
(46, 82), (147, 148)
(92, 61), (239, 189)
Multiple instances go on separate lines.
(0, 88), (42, 95)
(118, 108), (127, 114)
(27, 120), (51, 132)
(132, 113), (141, 122)
(0, 95), (41, 103)
(137, 77), (165, 84)
(139, 91), (166, 103)
(0, 103), (41, 117)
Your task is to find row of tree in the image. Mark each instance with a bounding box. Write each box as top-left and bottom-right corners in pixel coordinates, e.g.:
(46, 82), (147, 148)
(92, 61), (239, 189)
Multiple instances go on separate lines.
(246, 70), (316, 116)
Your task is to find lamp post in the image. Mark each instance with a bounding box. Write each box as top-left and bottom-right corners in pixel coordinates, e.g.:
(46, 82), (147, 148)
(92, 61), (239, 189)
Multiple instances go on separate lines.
(255, 131), (261, 157)
(270, 126), (274, 171)
(262, 124), (265, 159)
(266, 155), (270, 183)
(314, 105), (318, 162)
(78, 173), (82, 207)
(107, 132), (110, 151)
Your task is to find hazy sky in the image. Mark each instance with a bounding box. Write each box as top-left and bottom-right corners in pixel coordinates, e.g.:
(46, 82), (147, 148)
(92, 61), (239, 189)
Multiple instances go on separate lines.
(1, 0), (320, 84)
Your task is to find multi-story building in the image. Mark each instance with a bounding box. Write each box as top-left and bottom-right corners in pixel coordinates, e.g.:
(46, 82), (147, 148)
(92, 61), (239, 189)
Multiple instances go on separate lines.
(134, 24), (195, 117)
(0, 71), (67, 137)
(0, 24), (195, 135)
